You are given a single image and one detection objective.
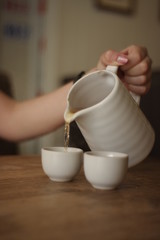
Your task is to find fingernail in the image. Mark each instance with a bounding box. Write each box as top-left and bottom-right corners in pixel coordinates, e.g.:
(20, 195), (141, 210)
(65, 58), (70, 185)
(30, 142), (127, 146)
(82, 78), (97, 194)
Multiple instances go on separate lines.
(117, 56), (128, 64)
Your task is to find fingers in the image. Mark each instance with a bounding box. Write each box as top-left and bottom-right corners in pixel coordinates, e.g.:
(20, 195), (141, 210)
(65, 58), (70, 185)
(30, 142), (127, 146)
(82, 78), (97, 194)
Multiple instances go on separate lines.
(96, 45), (152, 95)
(121, 68), (152, 95)
(124, 81), (151, 95)
(97, 50), (128, 70)
(119, 45), (152, 95)
(123, 69), (152, 85)
(120, 45), (149, 71)
(121, 56), (152, 76)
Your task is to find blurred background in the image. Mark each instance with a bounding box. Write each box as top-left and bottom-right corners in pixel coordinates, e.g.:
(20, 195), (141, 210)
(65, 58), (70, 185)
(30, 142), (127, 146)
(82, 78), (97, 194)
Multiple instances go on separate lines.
(0, 0), (160, 155)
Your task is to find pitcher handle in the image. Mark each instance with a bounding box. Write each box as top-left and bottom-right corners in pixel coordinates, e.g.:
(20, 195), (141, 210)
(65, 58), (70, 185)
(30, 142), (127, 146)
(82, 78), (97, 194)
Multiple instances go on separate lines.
(106, 65), (140, 105)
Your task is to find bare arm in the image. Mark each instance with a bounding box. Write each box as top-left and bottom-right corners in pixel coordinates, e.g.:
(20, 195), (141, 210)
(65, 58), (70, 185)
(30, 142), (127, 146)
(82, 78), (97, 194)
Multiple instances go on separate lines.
(0, 45), (152, 142)
(0, 82), (72, 141)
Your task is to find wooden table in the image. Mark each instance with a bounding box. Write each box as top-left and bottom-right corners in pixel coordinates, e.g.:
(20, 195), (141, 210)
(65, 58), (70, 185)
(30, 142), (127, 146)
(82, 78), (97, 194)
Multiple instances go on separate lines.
(0, 155), (160, 240)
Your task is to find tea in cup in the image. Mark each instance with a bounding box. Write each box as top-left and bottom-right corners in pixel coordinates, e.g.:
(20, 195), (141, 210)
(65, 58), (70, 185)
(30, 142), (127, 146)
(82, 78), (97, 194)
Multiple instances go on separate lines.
(84, 151), (128, 190)
(41, 147), (83, 182)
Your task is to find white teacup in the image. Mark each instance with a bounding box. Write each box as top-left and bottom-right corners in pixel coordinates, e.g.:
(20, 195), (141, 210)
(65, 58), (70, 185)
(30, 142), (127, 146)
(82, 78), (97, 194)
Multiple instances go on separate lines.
(84, 151), (128, 190)
(41, 147), (83, 182)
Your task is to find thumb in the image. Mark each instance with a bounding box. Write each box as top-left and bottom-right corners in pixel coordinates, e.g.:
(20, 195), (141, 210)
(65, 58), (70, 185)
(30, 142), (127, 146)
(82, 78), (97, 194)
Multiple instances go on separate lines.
(97, 50), (128, 70)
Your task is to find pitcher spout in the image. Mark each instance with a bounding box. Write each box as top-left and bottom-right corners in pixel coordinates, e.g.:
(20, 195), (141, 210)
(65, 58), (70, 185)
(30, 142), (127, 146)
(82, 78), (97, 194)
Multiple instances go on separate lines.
(64, 109), (75, 123)
(64, 102), (81, 123)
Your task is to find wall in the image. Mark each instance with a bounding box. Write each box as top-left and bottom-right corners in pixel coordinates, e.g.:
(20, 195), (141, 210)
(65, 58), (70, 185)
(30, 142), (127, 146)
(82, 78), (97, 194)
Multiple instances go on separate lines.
(0, 0), (160, 154)
(52, 0), (160, 152)
(57, 0), (160, 81)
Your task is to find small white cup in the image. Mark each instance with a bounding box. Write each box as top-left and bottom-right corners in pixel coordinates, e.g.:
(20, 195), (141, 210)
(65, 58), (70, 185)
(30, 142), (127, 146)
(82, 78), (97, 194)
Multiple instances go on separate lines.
(84, 151), (128, 190)
(41, 147), (83, 182)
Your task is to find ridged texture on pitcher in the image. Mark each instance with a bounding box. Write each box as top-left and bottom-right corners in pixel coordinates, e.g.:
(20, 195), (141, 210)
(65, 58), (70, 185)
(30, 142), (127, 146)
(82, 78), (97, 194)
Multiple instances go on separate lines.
(65, 70), (155, 168)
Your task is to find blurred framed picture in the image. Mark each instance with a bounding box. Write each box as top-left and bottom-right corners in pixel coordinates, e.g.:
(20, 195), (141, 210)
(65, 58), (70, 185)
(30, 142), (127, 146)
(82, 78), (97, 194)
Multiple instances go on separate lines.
(95, 0), (135, 14)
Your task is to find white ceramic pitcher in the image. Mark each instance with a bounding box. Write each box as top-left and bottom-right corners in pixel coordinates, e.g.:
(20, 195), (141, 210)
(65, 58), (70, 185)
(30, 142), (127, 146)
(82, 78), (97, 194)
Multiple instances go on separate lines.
(64, 66), (155, 167)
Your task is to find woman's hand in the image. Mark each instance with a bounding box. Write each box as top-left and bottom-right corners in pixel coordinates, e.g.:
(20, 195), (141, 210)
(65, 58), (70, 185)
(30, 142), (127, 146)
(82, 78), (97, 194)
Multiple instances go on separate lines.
(96, 45), (152, 95)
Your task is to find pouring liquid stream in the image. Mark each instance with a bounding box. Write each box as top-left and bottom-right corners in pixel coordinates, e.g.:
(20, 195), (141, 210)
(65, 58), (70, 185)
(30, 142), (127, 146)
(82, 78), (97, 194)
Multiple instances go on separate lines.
(64, 121), (70, 150)
(64, 111), (77, 151)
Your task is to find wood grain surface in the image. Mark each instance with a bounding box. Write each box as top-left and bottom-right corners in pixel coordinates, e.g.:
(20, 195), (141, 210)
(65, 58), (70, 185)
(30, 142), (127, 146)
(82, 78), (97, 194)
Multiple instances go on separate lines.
(0, 155), (160, 240)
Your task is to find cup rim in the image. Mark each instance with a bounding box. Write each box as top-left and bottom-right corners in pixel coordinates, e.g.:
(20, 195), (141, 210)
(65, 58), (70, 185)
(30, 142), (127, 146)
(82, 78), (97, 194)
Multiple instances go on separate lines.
(84, 151), (128, 159)
(41, 146), (83, 153)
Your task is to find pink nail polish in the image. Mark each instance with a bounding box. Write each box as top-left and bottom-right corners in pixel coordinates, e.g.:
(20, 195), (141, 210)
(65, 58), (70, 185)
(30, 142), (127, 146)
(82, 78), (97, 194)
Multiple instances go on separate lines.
(117, 56), (128, 64)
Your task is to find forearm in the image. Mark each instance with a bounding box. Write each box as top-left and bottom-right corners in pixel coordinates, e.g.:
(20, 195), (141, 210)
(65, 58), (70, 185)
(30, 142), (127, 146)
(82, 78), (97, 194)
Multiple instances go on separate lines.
(0, 82), (72, 141)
